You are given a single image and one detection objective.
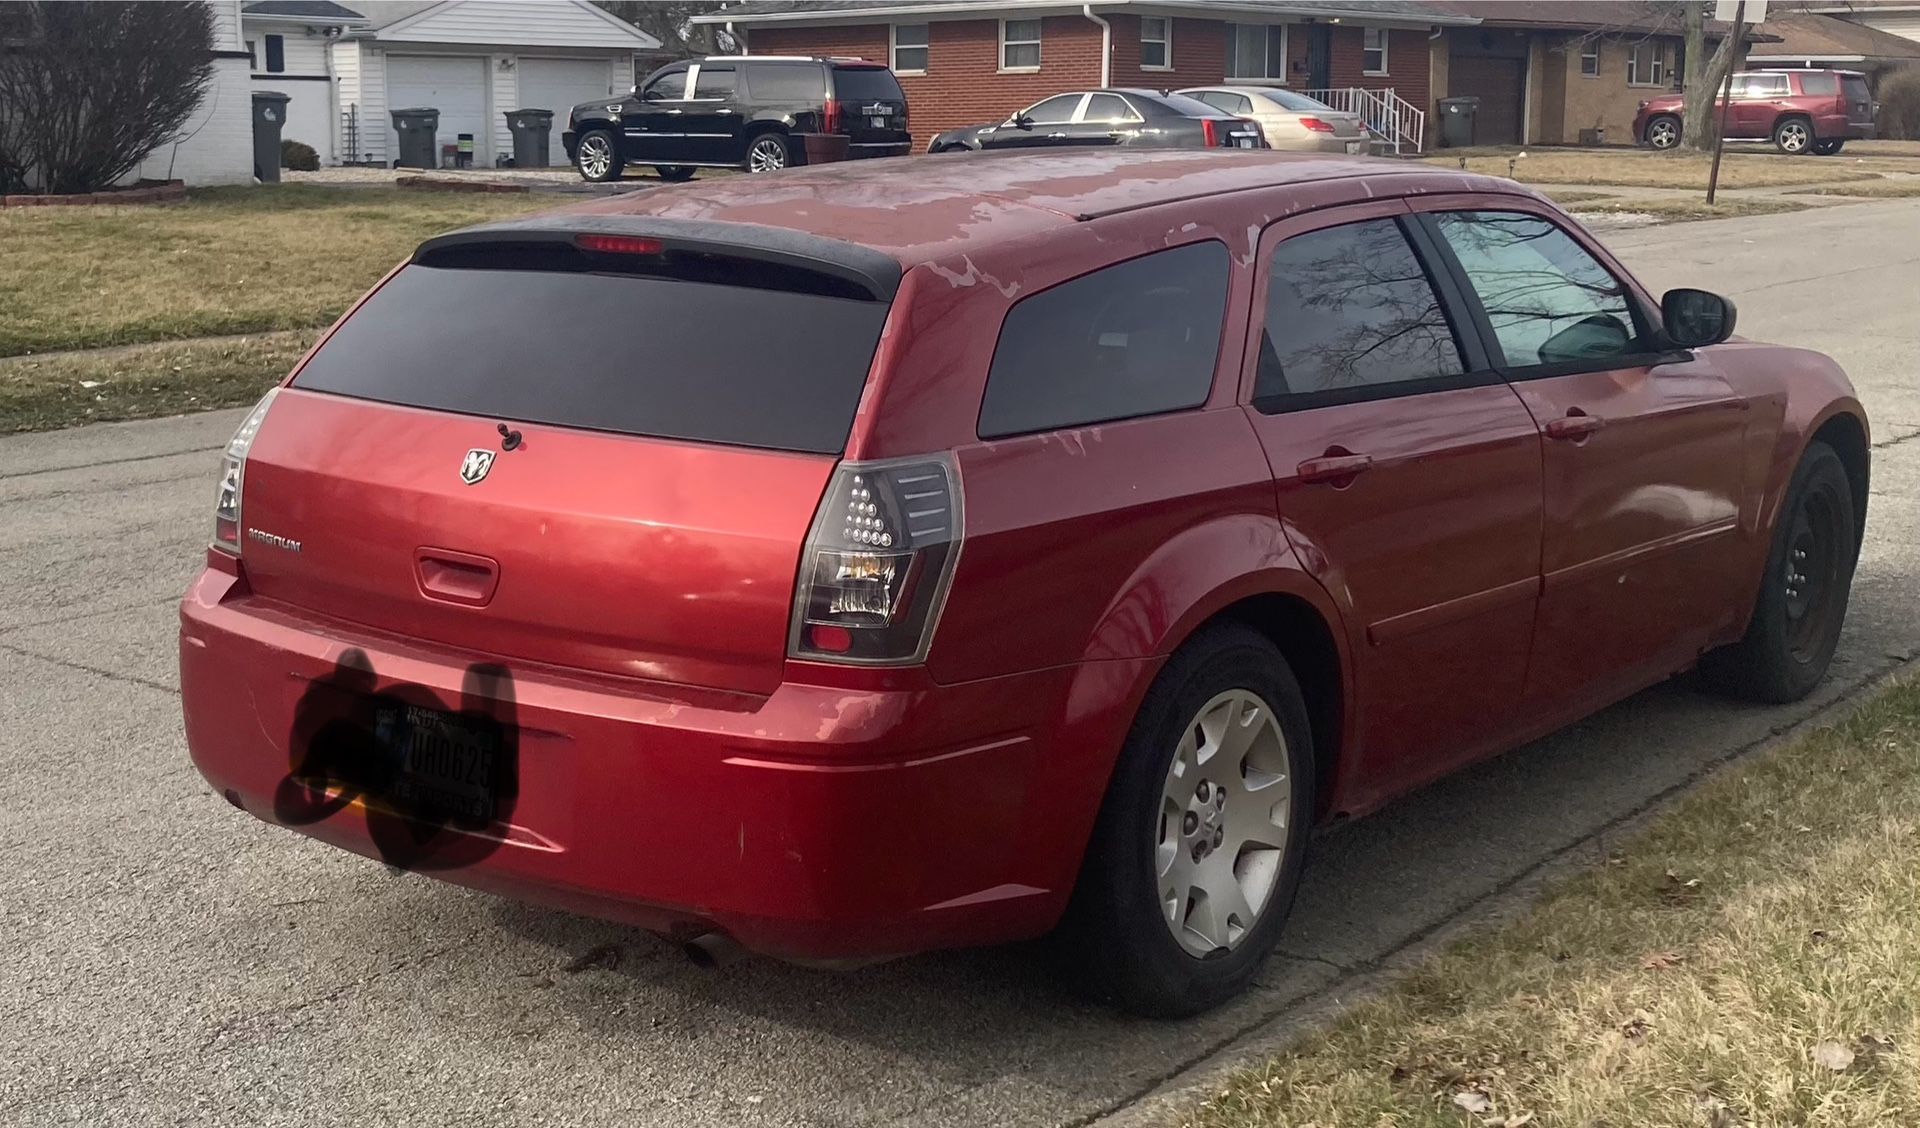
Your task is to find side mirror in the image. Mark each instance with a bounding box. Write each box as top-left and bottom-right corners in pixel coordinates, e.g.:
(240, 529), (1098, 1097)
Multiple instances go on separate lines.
(1014, 113), (1034, 130)
(1661, 288), (1737, 349)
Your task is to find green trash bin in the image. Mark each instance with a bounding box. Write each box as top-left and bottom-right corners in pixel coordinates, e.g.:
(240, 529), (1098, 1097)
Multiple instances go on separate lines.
(391, 107), (440, 169)
(506, 109), (555, 168)
(251, 91), (291, 183)
(1438, 96), (1479, 149)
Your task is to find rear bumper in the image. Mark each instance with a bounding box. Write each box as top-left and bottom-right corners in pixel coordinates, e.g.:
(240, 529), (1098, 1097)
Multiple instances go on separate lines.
(847, 140), (912, 159)
(179, 566), (1144, 961)
(1269, 136), (1369, 154)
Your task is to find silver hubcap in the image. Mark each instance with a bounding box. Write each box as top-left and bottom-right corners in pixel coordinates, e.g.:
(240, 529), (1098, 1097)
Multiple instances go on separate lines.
(1650, 120), (1677, 148)
(579, 136), (611, 178)
(748, 137), (787, 172)
(1156, 689), (1292, 958)
(1781, 123), (1808, 151)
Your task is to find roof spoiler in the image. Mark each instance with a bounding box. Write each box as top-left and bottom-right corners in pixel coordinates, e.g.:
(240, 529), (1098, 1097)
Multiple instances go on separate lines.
(413, 214), (904, 300)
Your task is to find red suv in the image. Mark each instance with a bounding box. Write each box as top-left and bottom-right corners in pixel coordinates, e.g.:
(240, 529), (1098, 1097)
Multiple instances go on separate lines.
(181, 150), (1868, 1017)
(1635, 68), (1876, 154)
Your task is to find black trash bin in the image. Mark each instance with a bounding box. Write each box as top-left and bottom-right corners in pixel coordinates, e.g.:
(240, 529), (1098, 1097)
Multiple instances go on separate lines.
(1438, 96), (1479, 149)
(506, 109), (555, 168)
(251, 91), (291, 183)
(390, 107), (440, 169)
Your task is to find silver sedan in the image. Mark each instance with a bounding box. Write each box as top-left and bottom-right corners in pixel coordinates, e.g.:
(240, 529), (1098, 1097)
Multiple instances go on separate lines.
(1177, 86), (1370, 154)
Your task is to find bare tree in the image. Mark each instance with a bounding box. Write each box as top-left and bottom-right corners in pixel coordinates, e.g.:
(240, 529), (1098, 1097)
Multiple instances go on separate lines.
(0, 2), (214, 195)
(592, 2), (731, 56)
(1681, 1), (1747, 150)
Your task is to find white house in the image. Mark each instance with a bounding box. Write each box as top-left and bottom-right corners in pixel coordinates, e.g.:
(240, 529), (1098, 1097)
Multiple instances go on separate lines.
(134, 0), (255, 186)
(240, 0), (660, 169)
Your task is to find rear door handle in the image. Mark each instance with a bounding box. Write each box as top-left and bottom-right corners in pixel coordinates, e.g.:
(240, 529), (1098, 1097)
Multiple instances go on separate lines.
(1544, 409), (1605, 442)
(1296, 451), (1373, 484)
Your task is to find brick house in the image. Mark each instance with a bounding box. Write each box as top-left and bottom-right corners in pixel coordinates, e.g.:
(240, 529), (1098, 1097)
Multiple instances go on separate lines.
(695, 1), (1474, 152)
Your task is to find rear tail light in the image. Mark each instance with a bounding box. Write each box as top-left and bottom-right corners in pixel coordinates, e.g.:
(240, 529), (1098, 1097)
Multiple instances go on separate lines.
(789, 455), (963, 664)
(211, 388), (279, 555)
(1202, 118), (1223, 146)
(1298, 116), (1336, 134)
(823, 98), (844, 133)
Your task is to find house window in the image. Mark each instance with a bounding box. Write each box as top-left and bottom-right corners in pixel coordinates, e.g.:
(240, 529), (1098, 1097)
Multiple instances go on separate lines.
(1363, 27), (1388, 75)
(246, 39), (257, 70)
(1628, 41), (1668, 86)
(264, 33), (284, 73)
(1001, 18), (1041, 71)
(892, 23), (928, 74)
(1580, 41), (1600, 76)
(1141, 16), (1171, 69)
(1225, 23), (1286, 81)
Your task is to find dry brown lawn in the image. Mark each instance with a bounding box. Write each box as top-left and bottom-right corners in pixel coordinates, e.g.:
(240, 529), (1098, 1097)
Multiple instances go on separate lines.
(1184, 676), (1920, 1128)
(0, 185), (551, 357)
(1422, 147), (1897, 189)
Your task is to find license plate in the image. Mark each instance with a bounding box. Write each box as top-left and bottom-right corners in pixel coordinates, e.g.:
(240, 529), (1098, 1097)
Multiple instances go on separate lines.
(870, 116), (887, 128)
(1346, 140), (1365, 154)
(377, 701), (501, 823)
(1236, 137), (1255, 149)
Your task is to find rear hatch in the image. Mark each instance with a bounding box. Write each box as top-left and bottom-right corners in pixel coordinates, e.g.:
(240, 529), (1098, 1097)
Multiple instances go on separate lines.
(1841, 73), (1875, 131)
(830, 63), (910, 149)
(238, 229), (896, 695)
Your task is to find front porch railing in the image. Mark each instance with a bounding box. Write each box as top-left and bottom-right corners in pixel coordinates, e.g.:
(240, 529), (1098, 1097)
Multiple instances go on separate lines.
(1298, 86), (1426, 155)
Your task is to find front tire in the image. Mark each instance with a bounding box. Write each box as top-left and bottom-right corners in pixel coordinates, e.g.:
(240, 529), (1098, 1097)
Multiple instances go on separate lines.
(574, 128), (623, 182)
(1773, 116), (1813, 155)
(745, 132), (790, 173)
(1645, 115), (1681, 150)
(653, 165), (696, 182)
(1055, 624), (1315, 1018)
(1701, 441), (1857, 703)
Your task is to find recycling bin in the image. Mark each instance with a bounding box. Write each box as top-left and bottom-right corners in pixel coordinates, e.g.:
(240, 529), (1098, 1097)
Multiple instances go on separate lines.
(1438, 96), (1480, 149)
(391, 107), (440, 169)
(251, 91), (291, 183)
(506, 109), (555, 168)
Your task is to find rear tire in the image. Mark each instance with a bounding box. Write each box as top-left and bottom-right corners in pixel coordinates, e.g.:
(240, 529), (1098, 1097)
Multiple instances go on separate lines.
(1054, 624), (1315, 1018)
(1700, 441), (1857, 703)
(574, 128), (623, 182)
(745, 132), (790, 173)
(1773, 116), (1813, 155)
(1813, 139), (1845, 156)
(653, 165), (697, 182)
(1645, 115), (1681, 150)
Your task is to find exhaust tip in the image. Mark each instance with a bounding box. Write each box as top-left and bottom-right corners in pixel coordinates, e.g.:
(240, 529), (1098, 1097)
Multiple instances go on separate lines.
(682, 931), (743, 969)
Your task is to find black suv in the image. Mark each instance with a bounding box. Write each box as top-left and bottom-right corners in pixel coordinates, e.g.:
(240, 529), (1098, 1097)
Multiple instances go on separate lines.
(564, 56), (910, 182)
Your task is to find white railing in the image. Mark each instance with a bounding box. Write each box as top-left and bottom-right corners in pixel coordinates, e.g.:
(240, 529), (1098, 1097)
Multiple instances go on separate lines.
(1299, 86), (1426, 155)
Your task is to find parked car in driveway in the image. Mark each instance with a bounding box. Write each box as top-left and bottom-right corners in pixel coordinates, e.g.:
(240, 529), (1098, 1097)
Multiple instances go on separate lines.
(181, 149), (1869, 1018)
(1635, 68), (1876, 154)
(564, 54), (909, 181)
(1179, 85), (1370, 153)
(926, 89), (1262, 153)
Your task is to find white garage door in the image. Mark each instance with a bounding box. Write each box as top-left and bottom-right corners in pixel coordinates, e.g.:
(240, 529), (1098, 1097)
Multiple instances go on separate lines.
(517, 58), (617, 168)
(387, 55), (489, 166)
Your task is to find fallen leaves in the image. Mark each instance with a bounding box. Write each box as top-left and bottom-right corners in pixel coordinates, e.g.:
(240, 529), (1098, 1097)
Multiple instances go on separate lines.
(1451, 1089), (1493, 1115)
(1619, 1011), (1655, 1046)
(1810, 1040), (1856, 1072)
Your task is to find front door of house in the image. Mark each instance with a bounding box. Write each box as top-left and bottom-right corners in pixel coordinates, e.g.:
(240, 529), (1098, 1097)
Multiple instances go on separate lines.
(1307, 25), (1332, 89)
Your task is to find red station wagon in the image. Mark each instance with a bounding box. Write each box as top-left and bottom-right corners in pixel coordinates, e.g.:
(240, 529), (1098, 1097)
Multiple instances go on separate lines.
(181, 150), (1869, 1017)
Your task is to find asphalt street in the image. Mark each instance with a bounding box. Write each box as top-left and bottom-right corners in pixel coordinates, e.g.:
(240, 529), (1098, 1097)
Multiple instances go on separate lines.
(2, 199), (1917, 1128)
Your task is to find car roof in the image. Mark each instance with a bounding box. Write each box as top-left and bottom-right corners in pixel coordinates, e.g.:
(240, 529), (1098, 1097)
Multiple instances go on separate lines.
(490, 149), (1525, 270)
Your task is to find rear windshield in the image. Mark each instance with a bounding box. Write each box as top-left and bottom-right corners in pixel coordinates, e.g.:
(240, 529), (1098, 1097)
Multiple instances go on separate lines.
(293, 265), (889, 454)
(1262, 89), (1333, 112)
(831, 66), (905, 102)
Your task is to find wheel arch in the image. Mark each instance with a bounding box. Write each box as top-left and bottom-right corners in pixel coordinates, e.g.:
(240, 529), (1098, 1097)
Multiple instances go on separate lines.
(1207, 592), (1348, 817)
(1810, 410), (1871, 554)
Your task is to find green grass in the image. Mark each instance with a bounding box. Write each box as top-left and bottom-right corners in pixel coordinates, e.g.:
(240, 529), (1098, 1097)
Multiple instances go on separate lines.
(0, 185), (550, 358)
(0, 332), (317, 432)
(1183, 675), (1920, 1128)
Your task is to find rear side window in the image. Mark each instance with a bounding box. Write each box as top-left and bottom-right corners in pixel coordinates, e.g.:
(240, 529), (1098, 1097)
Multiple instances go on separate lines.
(746, 62), (826, 102)
(692, 66), (735, 100)
(831, 65), (905, 102)
(1799, 72), (1839, 96)
(293, 266), (889, 454)
(978, 242), (1230, 438)
(1257, 218), (1464, 404)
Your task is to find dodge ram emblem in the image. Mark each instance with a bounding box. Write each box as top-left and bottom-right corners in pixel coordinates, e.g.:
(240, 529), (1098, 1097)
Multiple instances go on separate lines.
(459, 448), (496, 485)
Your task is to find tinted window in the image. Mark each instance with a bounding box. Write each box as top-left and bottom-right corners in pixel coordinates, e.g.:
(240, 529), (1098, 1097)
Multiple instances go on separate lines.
(645, 67), (687, 100)
(1799, 71), (1838, 96)
(745, 62), (825, 102)
(294, 266), (889, 454)
(1083, 93), (1138, 122)
(1433, 211), (1640, 368)
(1021, 94), (1082, 124)
(692, 66), (734, 99)
(979, 242), (1230, 438)
(1258, 219), (1464, 401)
(831, 65), (905, 101)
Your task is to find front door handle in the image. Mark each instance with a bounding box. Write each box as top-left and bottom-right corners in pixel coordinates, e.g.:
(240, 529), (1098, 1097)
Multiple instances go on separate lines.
(1047, 131), (1068, 139)
(1296, 450), (1373, 485)
(1544, 408), (1605, 442)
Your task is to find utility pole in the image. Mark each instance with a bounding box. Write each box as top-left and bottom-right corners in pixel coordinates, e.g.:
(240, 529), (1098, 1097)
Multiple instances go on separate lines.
(1707, 0), (1754, 204)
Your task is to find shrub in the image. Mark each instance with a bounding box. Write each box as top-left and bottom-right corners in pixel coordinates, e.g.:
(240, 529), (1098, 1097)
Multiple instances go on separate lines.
(281, 139), (320, 171)
(1877, 67), (1920, 141)
(0, 3), (215, 194)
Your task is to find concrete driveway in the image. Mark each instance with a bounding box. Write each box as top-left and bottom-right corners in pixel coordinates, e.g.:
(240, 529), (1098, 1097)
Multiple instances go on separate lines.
(3, 200), (1917, 1128)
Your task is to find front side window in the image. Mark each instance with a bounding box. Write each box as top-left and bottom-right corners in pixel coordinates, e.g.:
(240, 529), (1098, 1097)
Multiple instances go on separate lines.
(1141, 16), (1171, 69)
(1432, 211), (1640, 369)
(1002, 18), (1042, 70)
(1257, 218), (1464, 404)
(645, 66), (688, 101)
(892, 23), (929, 74)
(691, 66), (735, 100)
(1226, 23), (1286, 80)
(979, 243), (1230, 438)
(1018, 93), (1082, 124)
(1363, 27), (1388, 74)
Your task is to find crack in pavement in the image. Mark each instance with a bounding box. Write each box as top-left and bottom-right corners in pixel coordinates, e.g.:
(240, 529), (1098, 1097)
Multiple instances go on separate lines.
(1871, 426), (1920, 450)
(0, 597), (180, 638)
(1070, 651), (1917, 1128)
(0, 639), (178, 696)
(0, 444), (222, 482)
